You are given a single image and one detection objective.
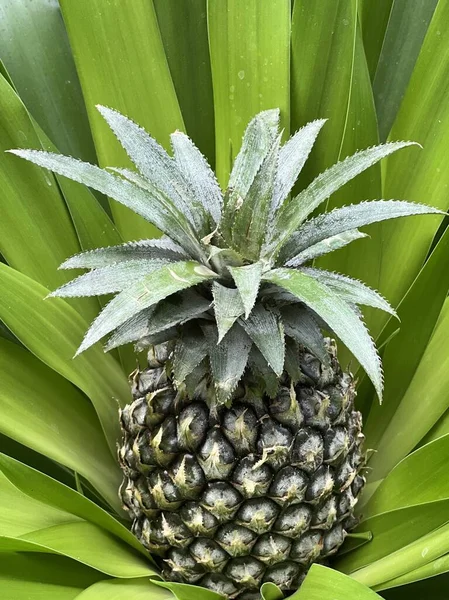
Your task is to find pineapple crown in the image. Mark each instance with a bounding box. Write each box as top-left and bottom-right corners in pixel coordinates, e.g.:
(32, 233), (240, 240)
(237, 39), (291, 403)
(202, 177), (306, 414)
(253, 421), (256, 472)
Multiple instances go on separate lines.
(8, 107), (442, 405)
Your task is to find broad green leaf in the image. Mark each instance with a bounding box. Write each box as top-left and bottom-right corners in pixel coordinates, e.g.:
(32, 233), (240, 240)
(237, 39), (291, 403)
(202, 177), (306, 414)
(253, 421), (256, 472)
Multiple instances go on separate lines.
(260, 582), (284, 600)
(97, 105), (208, 237)
(291, 564), (381, 599)
(154, 580), (222, 600)
(264, 268), (383, 399)
(363, 434), (449, 519)
(290, 229), (367, 266)
(154, 0), (215, 164)
(0, 553), (102, 600)
(77, 578), (170, 600)
(232, 134), (281, 259)
(212, 283), (245, 342)
(173, 326), (209, 384)
(228, 262), (263, 318)
(363, 225), (449, 451)
(372, 0), (439, 141)
(380, 570), (449, 599)
(0, 338), (120, 511)
(371, 0), (449, 337)
(0, 264), (130, 455)
(376, 552), (449, 591)
(281, 306), (330, 366)
(359, 0), (394, 80)
(59, 0), (184, 240)
(240, 304), (285, 376)
(0, 454), (147, 553)
(271, 119), (327, 214)
(281, 200), (439, 266)
(171, 131), (223, 224)
(269, 143), (417, 260)
(53, 260), (172, 297)
(291, 0), (379, 212)
(8, 149), (204, 262)
(61, 239), (187, 270)
(302, 268), (396, 316)
(206, 323), (252, 404)
(208, 0), (290, 186)
(0, 74), (97, 323)
(78, 262), (216, 354)
(0, 0), (95, 162)
(368, 300), (449, 482)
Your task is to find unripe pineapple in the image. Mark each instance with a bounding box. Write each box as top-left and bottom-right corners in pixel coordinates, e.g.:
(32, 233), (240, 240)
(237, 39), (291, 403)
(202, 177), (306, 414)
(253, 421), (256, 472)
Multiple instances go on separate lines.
(11, 106), (440, 597)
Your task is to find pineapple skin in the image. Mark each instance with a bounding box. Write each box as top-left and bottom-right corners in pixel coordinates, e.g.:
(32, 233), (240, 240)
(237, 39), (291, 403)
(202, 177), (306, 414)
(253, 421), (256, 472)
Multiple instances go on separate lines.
(119, 342), (365, 598)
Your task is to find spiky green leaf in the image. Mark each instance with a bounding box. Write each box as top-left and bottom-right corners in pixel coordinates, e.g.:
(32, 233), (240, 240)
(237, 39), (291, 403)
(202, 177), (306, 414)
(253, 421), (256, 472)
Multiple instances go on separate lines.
(60, 238), (187, 270)
(212, 282), (245, 342)
(171, 131), (223, 224)
(282, 200), (443, 266)
(8, 149), (204, 260)
(240, 304), (285, 376)
(265, 141), (419, 258)
(264, 268), (383, 399)
(271, 119), (327, 213)
(248, 345), (279, 398)
(281, 305), (330, 366)
(173, 326), (209, 384)
(284, 337), (302, 383)
(228, 262), (263, 318)
(77, 261), (217, 355)
(302, 268), (397, 316)
(288, 229), (367, 266)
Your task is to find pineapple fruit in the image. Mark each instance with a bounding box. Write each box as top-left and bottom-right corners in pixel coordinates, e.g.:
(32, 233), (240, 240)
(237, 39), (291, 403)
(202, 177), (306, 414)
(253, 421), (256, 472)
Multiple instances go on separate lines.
(10, 107), (440, 598)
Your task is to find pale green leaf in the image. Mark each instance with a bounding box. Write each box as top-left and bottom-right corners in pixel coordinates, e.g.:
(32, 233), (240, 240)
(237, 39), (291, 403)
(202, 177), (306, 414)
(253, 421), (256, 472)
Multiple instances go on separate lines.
(264, 268), (383, 399)
(212, 283), (245, 342)
(76, 578), (170, 600)
(228, 262), (263, 318)
(288, 229), (367, 265)
(291, 564), (381, 599)
(78, 262), (217, 354)
(153, 580), (221, 600)
(281, 305), (330, 366)
(260, 582), (284, 600)
(240, 304), (285, 376)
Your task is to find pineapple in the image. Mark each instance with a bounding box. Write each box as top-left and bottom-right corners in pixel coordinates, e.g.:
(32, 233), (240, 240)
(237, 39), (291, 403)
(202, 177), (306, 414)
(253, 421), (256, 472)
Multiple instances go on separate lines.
(10, 107), (440, 598)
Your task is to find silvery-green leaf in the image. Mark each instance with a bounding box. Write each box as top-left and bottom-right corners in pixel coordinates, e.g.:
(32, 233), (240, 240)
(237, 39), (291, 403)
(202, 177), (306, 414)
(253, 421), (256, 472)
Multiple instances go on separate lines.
(173, 325), (209, 384)
(107, 166), (157, 190)
(76, 261), (217, 355)
(135, 327), (179, 351)
(105, 289), (211, 350)
(240, 304), (285, 376)
(264, 268), (383, 400)
(51, 259), (171, 297)
(60, 238), (188, 270)
(281, 305), (330, 366)
(212, 282), (245, 342)
(282, 200), (443, 265)
(265, 141), (419, 259)
(248, 346), (279, 398)
(232, 134), (281, 259)
(271, 119), (327, 213)
(184, 359), (208, 398)
(97, 105), (208, 235)
(171, 131), (223, 224)
(284, 338), (302, 383)
(302, 268), (397, 316)
(228, 262), (263, 318)
(204, 322), (252, 405)
(286, 230), (367, 266)
(8, 149), (204, 260)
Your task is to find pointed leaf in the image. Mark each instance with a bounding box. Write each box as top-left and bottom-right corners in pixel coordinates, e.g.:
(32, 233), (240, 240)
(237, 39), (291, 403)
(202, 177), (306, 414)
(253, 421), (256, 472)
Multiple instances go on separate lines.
(205, 323), (252, 405)
(106, 290), (211, 350)
(271, 119), (327, 213)
(232, 134), (281, 259)
(264, 268), (383, 399)
(171, 131), (223, 223)
(77, 578), (171, 600)
(281, 305), (330, 366)
(287, 229), (367, 266)
(228, 262), (263, 318)
(8, 149), (203, 260)
(248, 346), (279, 398)
(292, 564), (382, 599)
(284, 338), (302, 383)
(302, 268), (397, 316)
(173, 326), (209, 384)
(240, 304), (285, 376)
(266, 141), (419, 258)
(97, 105), (208, 235)
(78, 261), (216, 354)
(53, 260), (172, 297)
(212, 282), (245, 342)
(153, 580), (220, 600)
(282, 200), (443, 265)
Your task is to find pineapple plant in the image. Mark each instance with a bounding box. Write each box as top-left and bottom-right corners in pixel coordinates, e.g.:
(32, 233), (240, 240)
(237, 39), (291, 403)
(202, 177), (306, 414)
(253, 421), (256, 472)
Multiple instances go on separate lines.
(10, 106), (440, 598)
